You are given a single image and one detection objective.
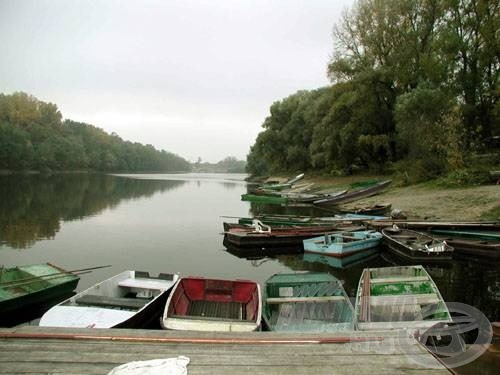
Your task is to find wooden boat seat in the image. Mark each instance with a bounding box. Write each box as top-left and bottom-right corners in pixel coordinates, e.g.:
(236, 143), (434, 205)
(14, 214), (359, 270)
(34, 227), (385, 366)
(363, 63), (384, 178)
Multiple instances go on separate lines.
(75, 294), (149, 310)
(370, 276), (429, 284)
(118, 278), (174, 290)
(266, 296), (345, 304)
(369, 293), (440, 306)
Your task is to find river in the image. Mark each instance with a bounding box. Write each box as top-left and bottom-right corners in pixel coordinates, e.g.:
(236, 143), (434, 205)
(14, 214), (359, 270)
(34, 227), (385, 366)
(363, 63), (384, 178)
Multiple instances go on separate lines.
(0, 173), (498, 324)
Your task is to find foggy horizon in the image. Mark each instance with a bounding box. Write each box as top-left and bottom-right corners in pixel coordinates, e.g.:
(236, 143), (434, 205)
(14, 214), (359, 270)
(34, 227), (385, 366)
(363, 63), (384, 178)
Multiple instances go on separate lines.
(1, 0), (353, 163)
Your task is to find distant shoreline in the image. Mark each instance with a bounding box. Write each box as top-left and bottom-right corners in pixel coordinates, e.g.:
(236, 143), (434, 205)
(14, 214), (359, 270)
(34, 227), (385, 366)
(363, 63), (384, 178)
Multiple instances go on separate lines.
(0, 169), (192, 176)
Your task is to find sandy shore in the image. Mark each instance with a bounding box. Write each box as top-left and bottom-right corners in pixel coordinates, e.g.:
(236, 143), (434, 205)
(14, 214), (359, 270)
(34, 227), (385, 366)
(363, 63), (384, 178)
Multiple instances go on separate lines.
(269, 176), (500, 221)
(349, 184), (499, 221)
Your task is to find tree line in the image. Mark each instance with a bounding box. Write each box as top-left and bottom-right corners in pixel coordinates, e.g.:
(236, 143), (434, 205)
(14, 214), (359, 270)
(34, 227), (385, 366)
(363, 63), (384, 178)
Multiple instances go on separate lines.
(247, 0), (499, 182)
(0, 92), (192, 172)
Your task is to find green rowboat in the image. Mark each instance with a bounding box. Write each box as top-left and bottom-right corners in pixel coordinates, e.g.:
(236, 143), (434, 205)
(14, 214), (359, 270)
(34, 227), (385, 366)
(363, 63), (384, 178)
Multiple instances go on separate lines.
(262, 272), (354, 332)
(241, 194), (288, 204)
(355, 265), (451, 331)
(0, 263), (80, 325)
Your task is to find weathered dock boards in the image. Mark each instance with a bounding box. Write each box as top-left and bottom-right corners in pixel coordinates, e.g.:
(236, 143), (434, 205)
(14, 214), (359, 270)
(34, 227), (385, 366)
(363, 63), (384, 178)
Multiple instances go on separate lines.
(0, 326), (450, 374)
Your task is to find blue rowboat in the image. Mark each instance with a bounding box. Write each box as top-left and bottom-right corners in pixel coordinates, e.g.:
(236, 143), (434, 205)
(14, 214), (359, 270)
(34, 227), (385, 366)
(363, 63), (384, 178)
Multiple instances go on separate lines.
(303, 230), (382, 258)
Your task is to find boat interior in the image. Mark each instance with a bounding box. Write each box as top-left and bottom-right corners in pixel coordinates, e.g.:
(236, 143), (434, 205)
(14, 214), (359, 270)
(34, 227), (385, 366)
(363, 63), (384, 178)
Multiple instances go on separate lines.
(0, 265), (72, 298)
(265, 280), (353, 332)
(63, 271), (175, 311)
(1, 269), (50, 298)
(358, 266), (450, 324)
(167, 278), (260, 322)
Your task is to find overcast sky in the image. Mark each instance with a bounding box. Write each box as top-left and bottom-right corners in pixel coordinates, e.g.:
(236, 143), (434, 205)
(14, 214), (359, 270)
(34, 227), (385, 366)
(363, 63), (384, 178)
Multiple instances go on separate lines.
(1, 0), (353, 163)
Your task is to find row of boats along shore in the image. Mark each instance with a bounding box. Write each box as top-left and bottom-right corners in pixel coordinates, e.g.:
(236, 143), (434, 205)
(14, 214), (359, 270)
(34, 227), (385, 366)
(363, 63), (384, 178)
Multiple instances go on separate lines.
(1, 174), (498, 335)
(225, 173), (500, 261)
(0, 263), (457, 333)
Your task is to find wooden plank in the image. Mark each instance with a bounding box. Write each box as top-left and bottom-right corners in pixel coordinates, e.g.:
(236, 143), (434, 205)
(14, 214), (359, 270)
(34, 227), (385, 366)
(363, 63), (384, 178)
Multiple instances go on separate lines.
(369, 294), (440, 306)
(370, 276), (429, 284)
(0, 350), (439, 365)
(0, 341), (426, 357)
(0, 362), (449, 375)
(117, 277), (176, 290)
(3, 325), (405, 339)
(267, 296), (345, 304)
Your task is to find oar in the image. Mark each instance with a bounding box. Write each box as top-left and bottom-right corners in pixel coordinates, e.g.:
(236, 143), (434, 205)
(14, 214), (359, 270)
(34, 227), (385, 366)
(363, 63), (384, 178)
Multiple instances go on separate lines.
(3, 270), (94, 289)
(0, 265), (111, 286)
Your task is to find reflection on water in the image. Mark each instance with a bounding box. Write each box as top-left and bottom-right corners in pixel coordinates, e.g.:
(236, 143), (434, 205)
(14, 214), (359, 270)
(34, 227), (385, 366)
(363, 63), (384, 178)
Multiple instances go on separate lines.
(0, 173), (498, 326)
(0, 174), (185, 248)
(302, 249), (379, 269)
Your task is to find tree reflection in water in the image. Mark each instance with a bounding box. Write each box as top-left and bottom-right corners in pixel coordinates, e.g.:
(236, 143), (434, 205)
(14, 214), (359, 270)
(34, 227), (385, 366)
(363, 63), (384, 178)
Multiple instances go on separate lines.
(0, 174), (185, 249)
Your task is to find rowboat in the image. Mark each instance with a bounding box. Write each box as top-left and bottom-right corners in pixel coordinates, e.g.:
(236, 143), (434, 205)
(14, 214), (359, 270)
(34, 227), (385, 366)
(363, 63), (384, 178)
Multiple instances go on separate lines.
(303, 230), (382, 258)
(259, 173), (305, 191)
(432, 236), (500, 259)
(313, 180), (392, 206)
(262, 272), (354, 332)
(161, 276), (261, 332)
(236, 214), (323, 227)
(368, 220), (500, 231)
(339, 203), (392, 216)
(223, 220), (369, 233)
(241, 194), (287, 204)
(233, 212), (384, 227)
(431, 229), (500, 241)
(282, 189), (348, 203)
(223, 221), (365, 248)
(223, 237), (303, 257)
(381, 226), (453, 261)
(355, 265), (452, 331)
(241, 190), (346, 205)
(39, 271), (179, 328)
(0, 263), (80, 325)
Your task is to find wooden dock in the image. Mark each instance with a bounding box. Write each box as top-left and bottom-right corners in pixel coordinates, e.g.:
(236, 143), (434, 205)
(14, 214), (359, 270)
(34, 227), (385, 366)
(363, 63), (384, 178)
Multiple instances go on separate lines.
(0, 326), (450, 374)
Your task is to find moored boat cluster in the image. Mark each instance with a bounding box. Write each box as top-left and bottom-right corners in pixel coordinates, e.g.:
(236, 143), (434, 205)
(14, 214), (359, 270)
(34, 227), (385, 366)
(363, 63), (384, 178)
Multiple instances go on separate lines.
(225, 173), (499, 262)
(0, 264), (453, 334)
(1, 174), (498, 336)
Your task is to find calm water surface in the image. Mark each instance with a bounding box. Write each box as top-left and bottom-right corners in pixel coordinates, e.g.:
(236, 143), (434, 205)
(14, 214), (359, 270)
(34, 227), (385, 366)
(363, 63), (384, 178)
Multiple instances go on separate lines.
(0, 173), (498, 323)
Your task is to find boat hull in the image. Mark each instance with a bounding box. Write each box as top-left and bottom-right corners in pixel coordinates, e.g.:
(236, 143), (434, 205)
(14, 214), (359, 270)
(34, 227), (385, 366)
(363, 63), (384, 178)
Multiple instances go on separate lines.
(438, 238), (500, 259)
(162, 277), (262, 332)
(381, 228), (453, 262)
(354, 265), (452, 331)
(0, 264), (80, 326)
(303, 231), (382, 258)
(39, 271), (179, 329)
(224, 224), (365, 248)
(384, 243), (453, 262)
(313, 180), (391, 206)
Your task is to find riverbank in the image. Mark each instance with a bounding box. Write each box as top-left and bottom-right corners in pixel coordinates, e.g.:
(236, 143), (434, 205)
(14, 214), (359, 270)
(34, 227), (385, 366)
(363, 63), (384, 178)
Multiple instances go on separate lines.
(267, 175), (499, 221)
